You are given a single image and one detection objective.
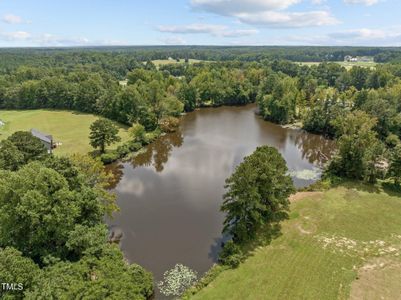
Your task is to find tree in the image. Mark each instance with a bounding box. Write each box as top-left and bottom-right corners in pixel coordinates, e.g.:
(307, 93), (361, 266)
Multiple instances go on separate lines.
(329, 111), (384, 181)
(7, 131), (47, 163)
(0, 162), (105, 263)
(129, 123), (146, 143)
(89, 119), (121, 153)
(221, 146), (295, 244)
(25, 245), (153, 300)
(388, 144), (401, 185)
(0, 247), (40, 300)
(0, 140), (24, 171)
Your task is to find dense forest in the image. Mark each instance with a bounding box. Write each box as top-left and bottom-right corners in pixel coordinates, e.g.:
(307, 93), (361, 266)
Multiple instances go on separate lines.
(1, 46), (401, 298)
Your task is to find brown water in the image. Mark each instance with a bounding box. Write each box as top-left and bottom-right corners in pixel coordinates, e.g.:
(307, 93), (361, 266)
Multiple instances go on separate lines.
(106, 104), (334, 285)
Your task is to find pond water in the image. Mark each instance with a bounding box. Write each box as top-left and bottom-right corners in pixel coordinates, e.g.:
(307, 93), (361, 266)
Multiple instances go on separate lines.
(106, 104), (335, 285)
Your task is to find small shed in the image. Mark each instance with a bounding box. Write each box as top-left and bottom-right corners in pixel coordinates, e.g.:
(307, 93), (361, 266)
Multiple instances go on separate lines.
(30, 129), (54, 153)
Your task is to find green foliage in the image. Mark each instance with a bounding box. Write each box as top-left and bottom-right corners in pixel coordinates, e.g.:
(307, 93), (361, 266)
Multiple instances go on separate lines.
(0, 247), (40, 300)
(129, 123), (146, 143)
(89, 119), (121, 153)
(259, 77), (300, 124)
(388, 144), (401, 185)
(25, 245), (153, 300)
(218, 241), (245, 268)
(159, 116), (180, 133)
(0, 139), (24, 171)
(328, 111), (385, 182)
(181, 265), (228, 299)
(6, 131), (47, 163)
(0, 161), (105, 263)
(221, 146), (295, 244)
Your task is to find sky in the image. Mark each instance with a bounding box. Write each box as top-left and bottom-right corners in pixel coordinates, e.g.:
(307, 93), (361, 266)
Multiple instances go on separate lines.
(0, 0), (400, 47)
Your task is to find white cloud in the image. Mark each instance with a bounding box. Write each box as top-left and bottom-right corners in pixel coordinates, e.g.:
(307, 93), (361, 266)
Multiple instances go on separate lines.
(157, 23), (258, 37)
(158, 23), (226, 34)
(191, 0), (301, 14)
(343, 0), (380, 5)
(2, 14), (29, 24)
(272, 27), (401, 46)
(236, 10), (339, 27)
(0, 30), (31, 41)
(328, 28), (401, 42)
(0, 30), (127, 46)
(190, 0), (339, 28)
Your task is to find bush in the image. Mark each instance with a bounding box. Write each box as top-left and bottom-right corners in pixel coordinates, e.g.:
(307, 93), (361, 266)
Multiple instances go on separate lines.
(116, 144), (131, 157)
(218, 240), (244, 268)
(386, 134), (400, 148)
(159, 116), (180, 133)
(100, 151), (120, 164)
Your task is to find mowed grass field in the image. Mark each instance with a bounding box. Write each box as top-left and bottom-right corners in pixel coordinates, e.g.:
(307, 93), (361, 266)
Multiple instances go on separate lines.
(0, 110), (130, 155)
(149, 59), (208, 67)
(192, 183), (401, 300)
(297, 61), (378, 70)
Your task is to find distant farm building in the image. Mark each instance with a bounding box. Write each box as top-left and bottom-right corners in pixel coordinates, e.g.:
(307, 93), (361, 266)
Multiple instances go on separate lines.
(344, 55), (374, 63)
(344, 55), (358, 62)
(30, 129), (56, 153)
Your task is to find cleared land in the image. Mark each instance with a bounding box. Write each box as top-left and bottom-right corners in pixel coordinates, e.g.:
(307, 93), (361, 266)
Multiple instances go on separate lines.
(0, 110), (130, 155)
(192, 183), (401, 300)
(149, 59), (207, 67)
(297, 61), (378, 70)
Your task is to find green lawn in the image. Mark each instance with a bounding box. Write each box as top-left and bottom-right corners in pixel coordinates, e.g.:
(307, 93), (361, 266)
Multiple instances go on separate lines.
(148, 59), (207, 67)
(0, 110), (130, 155)
(192, 183), (401, 300)
(297, 61), (377, 70)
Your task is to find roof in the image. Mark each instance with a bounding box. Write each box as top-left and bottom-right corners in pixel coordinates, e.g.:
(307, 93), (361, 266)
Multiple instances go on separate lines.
(31, 129), (53, 144)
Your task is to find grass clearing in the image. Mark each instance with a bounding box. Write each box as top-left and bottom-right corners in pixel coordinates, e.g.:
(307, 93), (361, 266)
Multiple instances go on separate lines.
(0, 109), (130, 155)
(297, 61), (378, 70)
(148, 59), (208, 67)
(191, 183), (401, 300)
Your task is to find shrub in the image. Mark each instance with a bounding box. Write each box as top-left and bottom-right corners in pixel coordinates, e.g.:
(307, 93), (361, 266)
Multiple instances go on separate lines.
(100, 151), (120, 164)
(159, 116), (180, 133)
(218, 240), (244, 268)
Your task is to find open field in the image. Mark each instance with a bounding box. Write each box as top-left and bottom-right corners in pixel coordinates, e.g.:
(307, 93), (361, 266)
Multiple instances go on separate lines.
(0, 110), (130, 155)
(191, 183), (401, 300)
(297, 61), (378, 70)
(149, 58), (208, 67)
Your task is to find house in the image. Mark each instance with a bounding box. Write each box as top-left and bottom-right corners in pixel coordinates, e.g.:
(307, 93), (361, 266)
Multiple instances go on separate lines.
(344, 55), (358, 62)
(30, 129), (55, 153)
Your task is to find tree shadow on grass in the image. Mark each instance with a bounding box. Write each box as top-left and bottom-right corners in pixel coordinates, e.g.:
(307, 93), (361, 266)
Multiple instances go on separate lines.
(338, 180), (381, 194)
(382, 181), (401, 197)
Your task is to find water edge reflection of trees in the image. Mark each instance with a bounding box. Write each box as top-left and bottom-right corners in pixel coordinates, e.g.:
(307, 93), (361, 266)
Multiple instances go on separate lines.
(293, 130), (336, 166)
(132, 129), (184, 172)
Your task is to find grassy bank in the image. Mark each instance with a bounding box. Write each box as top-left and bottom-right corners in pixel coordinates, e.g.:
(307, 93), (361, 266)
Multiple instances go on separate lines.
(0, 109), (130, 155)
(190, 182), (401, 300)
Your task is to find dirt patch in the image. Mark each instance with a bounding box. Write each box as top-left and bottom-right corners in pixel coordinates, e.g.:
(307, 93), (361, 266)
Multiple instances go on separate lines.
(290, 192), (323, 202)
(350, 257), (401, 300)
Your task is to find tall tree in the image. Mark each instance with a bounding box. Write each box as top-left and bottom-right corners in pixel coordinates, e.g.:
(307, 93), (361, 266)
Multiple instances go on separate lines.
(329, 111), (384, 181)
(89, 119), (121, 153)
(388, 144), (401, 185)
(7, 131), (47, 163)
(221, 146), (295, 244)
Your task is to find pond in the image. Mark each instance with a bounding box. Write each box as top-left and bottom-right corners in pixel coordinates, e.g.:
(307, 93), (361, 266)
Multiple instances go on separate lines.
(106, 104), (335, 285)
